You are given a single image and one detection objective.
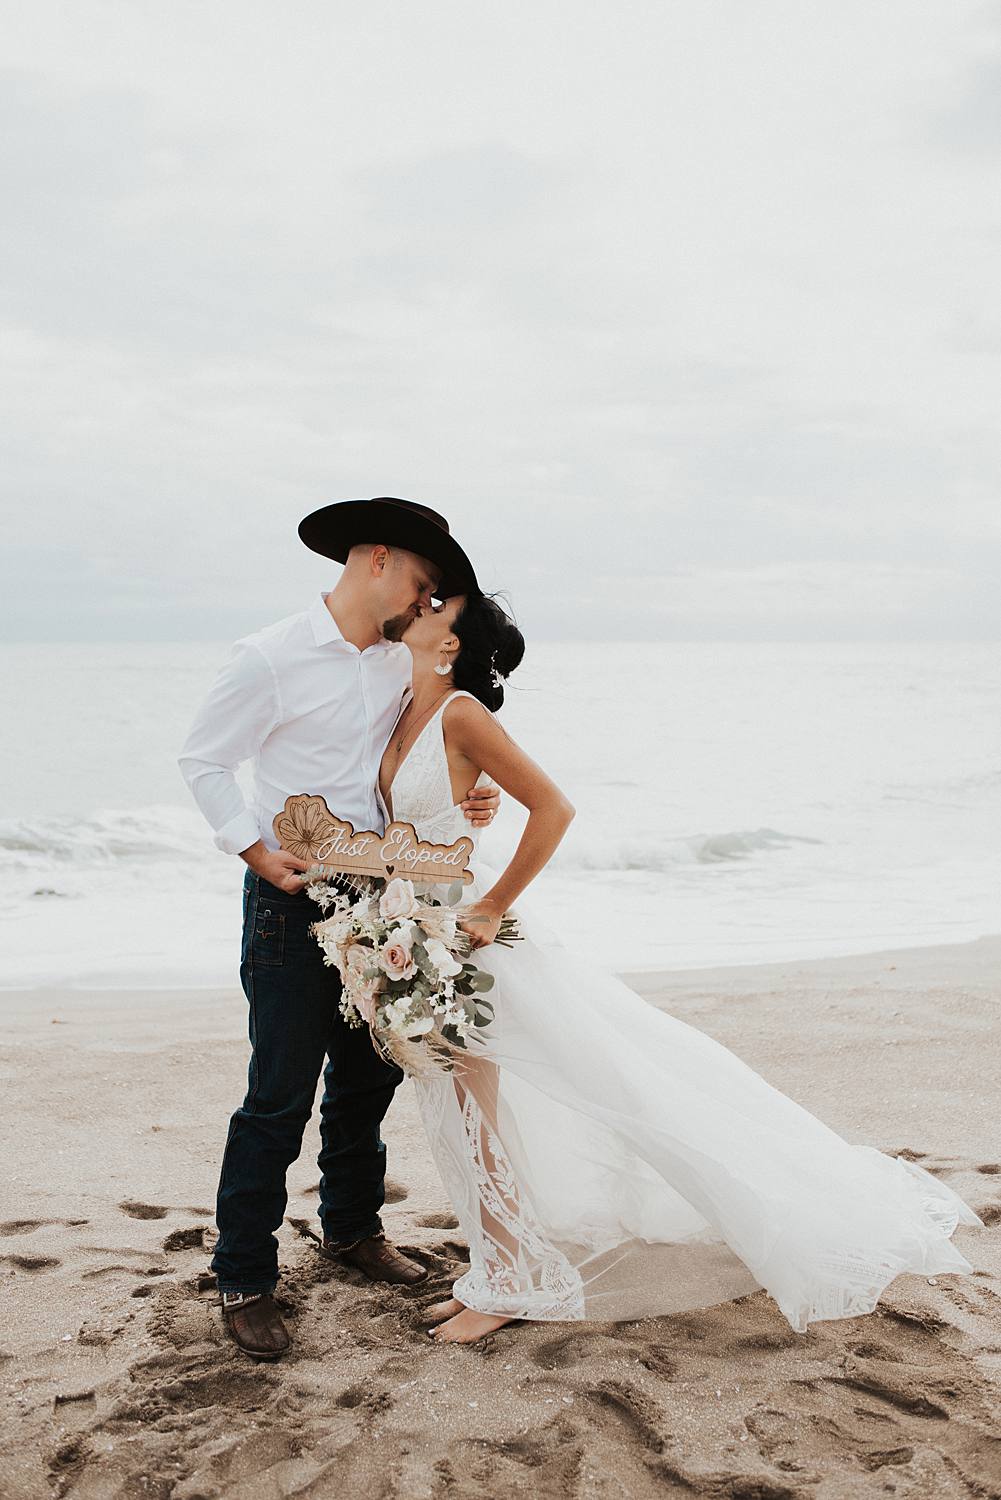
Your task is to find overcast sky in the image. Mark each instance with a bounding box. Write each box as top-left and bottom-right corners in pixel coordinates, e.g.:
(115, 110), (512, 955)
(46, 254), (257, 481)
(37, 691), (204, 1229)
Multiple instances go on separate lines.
(3, 1), (999, 642)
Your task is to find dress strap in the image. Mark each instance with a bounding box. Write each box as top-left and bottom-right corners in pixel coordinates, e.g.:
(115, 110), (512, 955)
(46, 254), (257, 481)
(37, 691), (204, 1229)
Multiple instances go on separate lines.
(432, 688), (481, 724)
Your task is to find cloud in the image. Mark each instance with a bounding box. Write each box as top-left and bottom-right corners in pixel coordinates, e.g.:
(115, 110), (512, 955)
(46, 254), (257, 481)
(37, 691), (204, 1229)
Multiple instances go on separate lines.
(926, 59), (1001, 153)
(356, 142), (563, 231)
(0, 4), (998, 642)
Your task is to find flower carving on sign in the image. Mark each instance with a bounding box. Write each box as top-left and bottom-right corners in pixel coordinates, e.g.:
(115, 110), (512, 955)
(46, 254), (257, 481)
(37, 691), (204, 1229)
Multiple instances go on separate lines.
(272, 794), (339, 862)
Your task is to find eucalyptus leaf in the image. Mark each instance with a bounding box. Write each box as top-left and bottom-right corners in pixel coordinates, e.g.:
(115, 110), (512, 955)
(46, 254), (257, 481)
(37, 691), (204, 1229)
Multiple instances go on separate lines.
(446, 881), (465, 907)
(470, 971), (495, 993)
(412, 941), (438, 983)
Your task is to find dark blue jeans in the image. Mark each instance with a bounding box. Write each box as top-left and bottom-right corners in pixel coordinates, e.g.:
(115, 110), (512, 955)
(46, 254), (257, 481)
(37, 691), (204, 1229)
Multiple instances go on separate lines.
(211, 869), (404, 1295)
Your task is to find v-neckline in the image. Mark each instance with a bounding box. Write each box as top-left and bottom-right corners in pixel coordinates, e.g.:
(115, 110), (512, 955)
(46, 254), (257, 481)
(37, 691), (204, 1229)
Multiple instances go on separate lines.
(381, 690), (457, 821)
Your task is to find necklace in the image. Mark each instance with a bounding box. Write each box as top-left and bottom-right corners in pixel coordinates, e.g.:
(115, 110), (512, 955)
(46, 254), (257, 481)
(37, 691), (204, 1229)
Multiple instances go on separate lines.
(393, 689), (452, 755)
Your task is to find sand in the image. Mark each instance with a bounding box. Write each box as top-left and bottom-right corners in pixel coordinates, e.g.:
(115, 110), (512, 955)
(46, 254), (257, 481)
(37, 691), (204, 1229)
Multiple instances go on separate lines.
(1, 936), (999, 1499)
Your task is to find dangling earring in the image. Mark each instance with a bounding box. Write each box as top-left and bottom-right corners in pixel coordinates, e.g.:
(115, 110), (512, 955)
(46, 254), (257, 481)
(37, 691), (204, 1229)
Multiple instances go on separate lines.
(434, 650), (453, 676)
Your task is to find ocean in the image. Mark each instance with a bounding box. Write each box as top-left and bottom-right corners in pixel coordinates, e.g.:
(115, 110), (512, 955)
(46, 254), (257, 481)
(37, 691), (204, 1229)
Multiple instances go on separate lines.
(1, 640), (998, 989)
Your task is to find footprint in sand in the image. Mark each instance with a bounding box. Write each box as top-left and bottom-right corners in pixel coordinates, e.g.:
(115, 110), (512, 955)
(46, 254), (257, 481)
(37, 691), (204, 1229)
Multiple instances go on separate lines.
(82, 1265), (144, 1280)
(119, 1201), (169, 1221)
(585, 1379), (668, 1456)
(334, 1382), (391, 1413)
(450, 1419), (584, 1495)
(300, 1179), (410, 1203)
(2, 1253), (61, 1271)
(0, 1218), (89, 1236)
(0, 1220), (45, 1236)
(530, 1332), (597, 1371)
(415, 1212), (459, 1229)
(162, 1227), (209, 1253)
(976, 1163), (1001, 1175)
(635, 1343), (679, 1378)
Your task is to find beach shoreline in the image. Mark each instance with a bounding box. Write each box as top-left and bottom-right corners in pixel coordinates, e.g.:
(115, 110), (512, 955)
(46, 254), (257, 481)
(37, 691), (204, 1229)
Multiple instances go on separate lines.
(2, 936), (999, 1497)
(6, 925), (999, 996)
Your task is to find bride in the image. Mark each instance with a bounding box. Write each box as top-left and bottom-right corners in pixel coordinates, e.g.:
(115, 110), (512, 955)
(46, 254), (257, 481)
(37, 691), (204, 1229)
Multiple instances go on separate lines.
(375, 591), (984, 1345)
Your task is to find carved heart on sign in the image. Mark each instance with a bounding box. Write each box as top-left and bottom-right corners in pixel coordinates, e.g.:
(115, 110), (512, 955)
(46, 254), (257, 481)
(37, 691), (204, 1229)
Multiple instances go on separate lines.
(272, 794), (474, 885)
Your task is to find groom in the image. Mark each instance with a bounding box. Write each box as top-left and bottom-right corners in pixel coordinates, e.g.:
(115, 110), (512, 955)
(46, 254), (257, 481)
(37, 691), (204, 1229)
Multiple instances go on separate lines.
(178, 497), (497, 1359)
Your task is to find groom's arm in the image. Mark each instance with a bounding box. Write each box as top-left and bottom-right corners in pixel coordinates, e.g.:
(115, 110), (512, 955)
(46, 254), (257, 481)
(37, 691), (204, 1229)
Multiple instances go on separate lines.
(460, 781), (501, 826)
(177, 639), (279, 856)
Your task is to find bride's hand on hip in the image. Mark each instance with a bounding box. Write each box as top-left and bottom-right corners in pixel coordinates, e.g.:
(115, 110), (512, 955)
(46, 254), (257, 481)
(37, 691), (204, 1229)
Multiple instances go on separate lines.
(459, 899), (503, 949)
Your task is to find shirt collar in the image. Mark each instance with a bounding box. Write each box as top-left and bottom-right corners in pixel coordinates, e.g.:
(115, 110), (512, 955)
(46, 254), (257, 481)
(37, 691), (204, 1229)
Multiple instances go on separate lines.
(309, 591), (395, 652)
(308, 592), (345, 647)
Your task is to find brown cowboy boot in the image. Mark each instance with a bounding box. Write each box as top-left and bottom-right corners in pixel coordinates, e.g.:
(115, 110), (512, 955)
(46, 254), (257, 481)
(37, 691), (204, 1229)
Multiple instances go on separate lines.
(220, 1292), (291, 1360)
(320, 1231), (428, 1285)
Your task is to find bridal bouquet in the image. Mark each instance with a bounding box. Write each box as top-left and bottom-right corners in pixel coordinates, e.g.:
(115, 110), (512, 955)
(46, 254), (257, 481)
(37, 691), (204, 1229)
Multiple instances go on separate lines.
(303, 873), (519, 1077)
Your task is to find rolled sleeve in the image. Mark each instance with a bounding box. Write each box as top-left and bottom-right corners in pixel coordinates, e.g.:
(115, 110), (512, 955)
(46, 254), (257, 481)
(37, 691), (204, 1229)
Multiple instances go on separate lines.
(177, 639), (280, 855)
(212, 808), (266, 857)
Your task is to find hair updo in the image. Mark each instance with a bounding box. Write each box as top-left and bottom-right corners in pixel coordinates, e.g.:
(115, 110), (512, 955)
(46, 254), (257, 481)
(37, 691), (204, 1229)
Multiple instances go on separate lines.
(451, 593), (525, 712)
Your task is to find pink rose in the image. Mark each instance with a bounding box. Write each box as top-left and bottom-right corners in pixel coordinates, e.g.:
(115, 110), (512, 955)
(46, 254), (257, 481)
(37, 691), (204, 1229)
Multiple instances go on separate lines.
(355, 983), (380, 1026)
(345, 943), (372, 973)
(380, 936), (417, 982)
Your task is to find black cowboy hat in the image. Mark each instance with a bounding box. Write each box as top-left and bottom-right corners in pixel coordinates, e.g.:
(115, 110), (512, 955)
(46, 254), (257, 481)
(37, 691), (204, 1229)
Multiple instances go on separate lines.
(297, 496), (479, 602)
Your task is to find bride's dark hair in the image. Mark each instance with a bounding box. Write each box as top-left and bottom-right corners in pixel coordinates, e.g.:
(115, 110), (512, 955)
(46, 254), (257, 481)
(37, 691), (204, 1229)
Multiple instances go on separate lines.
(451, 593), (525, 712)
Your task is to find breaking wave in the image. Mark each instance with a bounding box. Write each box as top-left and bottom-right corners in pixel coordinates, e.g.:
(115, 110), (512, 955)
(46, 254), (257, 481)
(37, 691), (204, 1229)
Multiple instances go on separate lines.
(0, 808), (822, 878)
(0, 805), (208, 867)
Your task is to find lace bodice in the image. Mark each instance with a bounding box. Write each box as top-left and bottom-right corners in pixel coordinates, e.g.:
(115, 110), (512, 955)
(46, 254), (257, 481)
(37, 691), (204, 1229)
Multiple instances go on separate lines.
(378, 689), (487, 852)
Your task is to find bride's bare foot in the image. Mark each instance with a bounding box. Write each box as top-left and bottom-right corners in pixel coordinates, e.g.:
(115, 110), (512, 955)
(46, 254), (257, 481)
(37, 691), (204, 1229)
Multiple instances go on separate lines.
(429, 1309), (514, 1343)
(425, 1297), (465, 1325)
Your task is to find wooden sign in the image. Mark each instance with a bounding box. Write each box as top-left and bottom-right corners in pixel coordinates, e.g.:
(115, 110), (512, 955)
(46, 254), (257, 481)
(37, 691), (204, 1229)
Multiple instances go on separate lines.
(273, 794), (474, 885)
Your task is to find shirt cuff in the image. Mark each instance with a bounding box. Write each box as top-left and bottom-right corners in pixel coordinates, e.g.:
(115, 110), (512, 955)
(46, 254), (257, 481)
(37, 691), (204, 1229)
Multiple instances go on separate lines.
(213, 810), (263, 857)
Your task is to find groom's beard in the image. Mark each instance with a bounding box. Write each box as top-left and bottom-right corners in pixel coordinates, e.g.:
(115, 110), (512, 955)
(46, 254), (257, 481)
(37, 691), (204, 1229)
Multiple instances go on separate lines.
(381, 610), (417, 642)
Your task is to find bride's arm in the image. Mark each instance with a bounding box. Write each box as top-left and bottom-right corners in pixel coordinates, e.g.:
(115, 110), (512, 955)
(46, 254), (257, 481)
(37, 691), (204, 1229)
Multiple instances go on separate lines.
(444, 696), (575, 948)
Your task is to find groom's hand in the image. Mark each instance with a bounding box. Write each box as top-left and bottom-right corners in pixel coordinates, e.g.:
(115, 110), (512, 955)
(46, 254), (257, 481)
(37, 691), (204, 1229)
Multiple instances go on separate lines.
(241, 841), (312, 894)
(462, 781), (500, 827)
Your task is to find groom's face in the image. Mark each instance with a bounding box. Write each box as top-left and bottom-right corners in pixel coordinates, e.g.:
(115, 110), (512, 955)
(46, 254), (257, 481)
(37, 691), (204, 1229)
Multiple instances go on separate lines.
(378, 548), (441, 641)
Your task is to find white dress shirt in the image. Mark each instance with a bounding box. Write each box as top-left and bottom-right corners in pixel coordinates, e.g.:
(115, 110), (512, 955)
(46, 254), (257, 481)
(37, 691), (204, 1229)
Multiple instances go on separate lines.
(178, 591), (412, 856)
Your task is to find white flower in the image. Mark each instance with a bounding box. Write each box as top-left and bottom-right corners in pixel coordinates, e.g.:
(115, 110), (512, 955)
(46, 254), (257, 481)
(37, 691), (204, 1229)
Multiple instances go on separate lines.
(379, 877), (418, 922)
(315, 914), (353, 947)
(385, 996), (417, 1035)
(424, 936), (463, 980)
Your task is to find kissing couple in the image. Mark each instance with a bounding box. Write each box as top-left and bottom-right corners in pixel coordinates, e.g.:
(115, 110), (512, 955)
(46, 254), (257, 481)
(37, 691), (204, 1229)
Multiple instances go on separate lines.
(179, 496), (982, 1360)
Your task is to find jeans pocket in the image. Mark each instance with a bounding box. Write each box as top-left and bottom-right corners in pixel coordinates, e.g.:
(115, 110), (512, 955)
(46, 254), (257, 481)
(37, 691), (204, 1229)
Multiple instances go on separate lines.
(251, 905), (286, 967)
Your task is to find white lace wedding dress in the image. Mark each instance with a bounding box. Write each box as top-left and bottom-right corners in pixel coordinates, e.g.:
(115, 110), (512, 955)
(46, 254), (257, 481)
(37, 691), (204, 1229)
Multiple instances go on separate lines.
(379, 690), (983, 1333)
